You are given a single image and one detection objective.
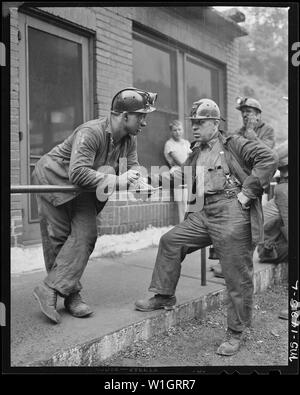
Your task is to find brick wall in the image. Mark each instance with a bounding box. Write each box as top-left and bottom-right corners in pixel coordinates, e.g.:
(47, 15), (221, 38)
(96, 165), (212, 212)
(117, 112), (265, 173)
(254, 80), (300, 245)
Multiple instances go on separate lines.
(225, 40), (241, 134)
(93, 6), (134, 117)
(98, 199), (177, 235)
(10, 5), (243, 246)
(10, 7), (23, 246)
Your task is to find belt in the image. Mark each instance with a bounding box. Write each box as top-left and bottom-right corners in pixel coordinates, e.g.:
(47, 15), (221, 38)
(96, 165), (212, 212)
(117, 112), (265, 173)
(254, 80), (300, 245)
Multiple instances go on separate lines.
(204, 188), (240, 205)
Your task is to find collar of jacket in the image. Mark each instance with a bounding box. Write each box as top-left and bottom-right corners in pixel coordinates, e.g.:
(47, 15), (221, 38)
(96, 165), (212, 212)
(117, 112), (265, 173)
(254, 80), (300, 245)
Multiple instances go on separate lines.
(190, 133), (223, 151)
(255, 120), (265, 131)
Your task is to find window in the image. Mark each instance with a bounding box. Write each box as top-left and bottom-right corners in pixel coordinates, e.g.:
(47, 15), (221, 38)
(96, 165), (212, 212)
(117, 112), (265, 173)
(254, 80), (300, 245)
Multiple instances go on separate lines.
(133, 34), (178, 168)
(19, 13), (92, 242)
(185, 55), (225, 140)
(133, 30), (226, 165)
(28, 27), (84, 158)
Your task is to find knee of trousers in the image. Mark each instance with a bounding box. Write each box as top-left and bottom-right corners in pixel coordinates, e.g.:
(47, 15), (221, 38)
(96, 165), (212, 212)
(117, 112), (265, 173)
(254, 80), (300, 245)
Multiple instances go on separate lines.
(76, 228), (98, 248)
(160, 231), (176, 248)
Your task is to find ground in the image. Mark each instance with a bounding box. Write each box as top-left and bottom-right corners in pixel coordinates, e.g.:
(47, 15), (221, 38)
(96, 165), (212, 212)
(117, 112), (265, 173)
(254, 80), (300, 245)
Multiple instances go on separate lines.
(101, 284), (288, 367)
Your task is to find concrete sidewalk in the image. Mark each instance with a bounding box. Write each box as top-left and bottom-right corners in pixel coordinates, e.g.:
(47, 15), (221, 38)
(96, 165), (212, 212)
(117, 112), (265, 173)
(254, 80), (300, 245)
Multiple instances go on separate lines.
(11, 246), (287, 367)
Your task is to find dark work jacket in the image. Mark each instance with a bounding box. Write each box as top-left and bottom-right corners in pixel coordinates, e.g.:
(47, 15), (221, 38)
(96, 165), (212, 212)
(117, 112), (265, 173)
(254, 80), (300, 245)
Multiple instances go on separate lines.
(184, 131), (278, 245)
(235, 120), (275, 149)
(32, 117), (140, 207)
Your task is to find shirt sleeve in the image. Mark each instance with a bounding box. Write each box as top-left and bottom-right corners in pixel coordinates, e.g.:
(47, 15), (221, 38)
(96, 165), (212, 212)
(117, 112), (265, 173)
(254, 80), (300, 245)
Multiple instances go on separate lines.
(258, 125), (276, 149)
(126, 136), (140, 171)
(231, 136), (278, 199)
(164, 140), (174, 165)
(69, 127), (117, 192)
(164, 140), (173, 154)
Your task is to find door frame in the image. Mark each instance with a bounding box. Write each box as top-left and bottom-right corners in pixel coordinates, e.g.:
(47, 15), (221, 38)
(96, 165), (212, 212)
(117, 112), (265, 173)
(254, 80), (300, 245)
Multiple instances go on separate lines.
(18, 12), (92, 243)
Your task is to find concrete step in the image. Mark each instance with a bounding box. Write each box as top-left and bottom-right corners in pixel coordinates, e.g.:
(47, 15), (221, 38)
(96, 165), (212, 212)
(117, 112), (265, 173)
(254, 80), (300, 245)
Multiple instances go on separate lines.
(10, 247), (288, 366)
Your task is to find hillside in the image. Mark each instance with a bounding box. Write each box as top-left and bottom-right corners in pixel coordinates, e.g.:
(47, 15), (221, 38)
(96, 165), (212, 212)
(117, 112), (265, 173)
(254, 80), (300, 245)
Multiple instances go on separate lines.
(238, 72), (288, 145)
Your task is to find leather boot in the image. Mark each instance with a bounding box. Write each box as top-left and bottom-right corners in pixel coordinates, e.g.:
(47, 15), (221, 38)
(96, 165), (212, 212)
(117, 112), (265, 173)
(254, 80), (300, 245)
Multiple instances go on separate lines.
(64, 292), (93, 317)
(33, 283), (60, 324)
(216, 329), (242, 356)
(135, 294), (176, 312)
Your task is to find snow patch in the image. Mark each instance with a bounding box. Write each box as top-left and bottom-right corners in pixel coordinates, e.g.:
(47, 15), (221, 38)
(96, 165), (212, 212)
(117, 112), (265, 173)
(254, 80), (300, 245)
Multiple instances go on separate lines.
(11, 226), (172, 275)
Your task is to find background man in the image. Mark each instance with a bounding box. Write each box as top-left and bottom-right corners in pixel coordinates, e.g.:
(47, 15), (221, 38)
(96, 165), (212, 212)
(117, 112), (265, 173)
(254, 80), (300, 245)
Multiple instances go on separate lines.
(258, 140), (288, 320)
(32, 87), (157, 324)
(258, 139), (288, 263)
(235, 97), (275, 149)
(135, 98), (278, 356)
(164, 120), (191, 222)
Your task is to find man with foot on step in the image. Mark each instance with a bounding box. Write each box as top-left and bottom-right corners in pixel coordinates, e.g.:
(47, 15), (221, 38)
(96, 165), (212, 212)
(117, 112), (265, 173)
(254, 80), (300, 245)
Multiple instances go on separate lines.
(135, 98), (278, 356)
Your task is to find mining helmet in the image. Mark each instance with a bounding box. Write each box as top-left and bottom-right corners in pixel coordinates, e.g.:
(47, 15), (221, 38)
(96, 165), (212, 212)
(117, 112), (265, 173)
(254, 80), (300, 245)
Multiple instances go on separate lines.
(111, 87), (157, 114)
(236, 97), (262, 112)
(188, 98), (221, 120)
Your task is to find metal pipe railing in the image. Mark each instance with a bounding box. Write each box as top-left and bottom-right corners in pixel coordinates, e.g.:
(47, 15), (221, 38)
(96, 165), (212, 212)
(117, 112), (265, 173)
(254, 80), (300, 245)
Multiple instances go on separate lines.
(201, 248), (206, 286)
(11, 185), (90, 193)
(10, 184), (208, 286)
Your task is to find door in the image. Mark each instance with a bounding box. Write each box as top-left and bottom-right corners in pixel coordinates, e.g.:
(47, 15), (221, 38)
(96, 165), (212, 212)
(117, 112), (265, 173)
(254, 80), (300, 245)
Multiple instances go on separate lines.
(19, 13), (91, 243)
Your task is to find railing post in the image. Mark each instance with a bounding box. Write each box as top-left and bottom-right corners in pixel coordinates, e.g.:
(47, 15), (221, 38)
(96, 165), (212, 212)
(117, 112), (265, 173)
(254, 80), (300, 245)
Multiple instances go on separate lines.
(201, 248), (206, 286)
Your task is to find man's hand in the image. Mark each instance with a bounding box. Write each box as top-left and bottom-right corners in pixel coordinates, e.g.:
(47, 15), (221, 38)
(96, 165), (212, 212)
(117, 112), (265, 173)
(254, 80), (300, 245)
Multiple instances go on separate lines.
(117, 170), (140, 189)
(245, 113), (258, 133)
(237, 191), (251, 210)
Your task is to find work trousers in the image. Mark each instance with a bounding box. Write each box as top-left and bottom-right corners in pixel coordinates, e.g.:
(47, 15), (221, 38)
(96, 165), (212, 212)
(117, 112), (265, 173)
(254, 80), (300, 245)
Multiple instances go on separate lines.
(173, 187), (188, 223)
(37, 193), (100, 296)
(149, 196), (254, 333)
(258, 182), (288, 263)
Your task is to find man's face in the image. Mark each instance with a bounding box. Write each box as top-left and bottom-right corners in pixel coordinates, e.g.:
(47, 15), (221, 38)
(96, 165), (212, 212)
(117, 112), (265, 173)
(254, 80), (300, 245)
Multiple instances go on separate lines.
(124, 113), (147, 136)
(191, 119), (218, 142)
(171, 125), (183, 141)
(241, 107), (260, 127)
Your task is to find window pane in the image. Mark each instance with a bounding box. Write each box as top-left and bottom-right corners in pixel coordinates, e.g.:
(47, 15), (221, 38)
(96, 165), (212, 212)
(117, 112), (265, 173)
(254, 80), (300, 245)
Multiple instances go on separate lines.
(186, 58), (213, 110)
(28, 27), (84, 221)
(185, 57), (225, 139)
(137, 112), (178, 169)
(133, 38), (177, 112)
(133, 36), (178, 168)
(28, 27), (83, 157)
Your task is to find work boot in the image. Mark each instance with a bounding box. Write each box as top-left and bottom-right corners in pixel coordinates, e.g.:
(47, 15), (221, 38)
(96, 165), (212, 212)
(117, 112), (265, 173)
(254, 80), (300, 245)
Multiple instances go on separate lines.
(33, 283), (60, 324)
(216, 329), (242, 356)
(278, 309), (288, 320)
(135, 294), (176, 312)
(64, 292), (93, 317)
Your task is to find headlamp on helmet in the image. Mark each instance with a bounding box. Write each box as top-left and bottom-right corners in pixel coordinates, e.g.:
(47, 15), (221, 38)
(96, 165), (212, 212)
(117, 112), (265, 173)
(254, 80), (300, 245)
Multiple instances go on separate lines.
(236, 96), (262, 112)
(188, 98), (221, 120)
(111, 87), (157, 114)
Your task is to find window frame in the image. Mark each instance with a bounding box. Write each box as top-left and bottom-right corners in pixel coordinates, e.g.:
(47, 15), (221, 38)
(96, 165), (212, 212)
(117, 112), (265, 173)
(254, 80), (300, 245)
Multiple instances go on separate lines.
(132, 28), (227, 159)
(183, 52), (226, 139)
(133, 31), (179, 116)
(18, 12), (93, 241)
